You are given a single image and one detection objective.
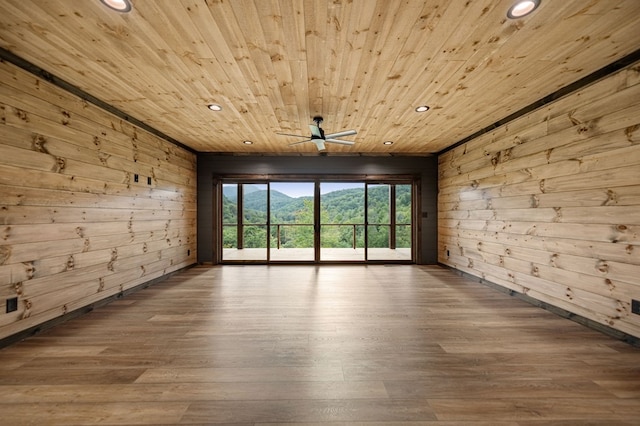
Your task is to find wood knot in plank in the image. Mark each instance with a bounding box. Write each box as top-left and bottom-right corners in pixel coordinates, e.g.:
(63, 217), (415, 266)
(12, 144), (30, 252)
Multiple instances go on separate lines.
(531, 265), (539, 277)
(66, 255), (74, 270)
(32, 134), (50, 154)
(22, 299), (32, 319)
(13, 107), (29, 122)
(0, 245), (10, 264)
(596, 260), (609, 274)
(603, 189), (618, 206)
(98, 277), (105, 292)
(54, 157), (66, 173)
(530, 195), (540, 208)
(75, 227), (85, 238)
(568, 110), (581, 126)
(2, 226), (11, 241)
(490, 151), (501, 167)
(108, 249), (118, 271)
(98, 22), (129, 39)
(23, 262), (35, 280)
(539, 179), (546, 193)
(98, 152), (111, 166)
(10, 281), (23, 299)
(605, 278), (615, 291)
(625, 124), (639, 142)
(565, 287), (574, 300)
(626, 245), (634, 254)
(550, 253), (559, 267)
(61, 110), (71, 125)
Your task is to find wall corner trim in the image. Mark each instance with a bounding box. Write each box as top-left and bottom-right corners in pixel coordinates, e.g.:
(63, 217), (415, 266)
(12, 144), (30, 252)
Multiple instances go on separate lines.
(0, 47), (196, 154)
(437, 48), (640, 156)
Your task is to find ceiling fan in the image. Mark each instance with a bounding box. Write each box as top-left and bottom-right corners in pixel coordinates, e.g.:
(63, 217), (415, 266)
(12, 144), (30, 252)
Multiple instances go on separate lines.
(277, 116), (357, 151)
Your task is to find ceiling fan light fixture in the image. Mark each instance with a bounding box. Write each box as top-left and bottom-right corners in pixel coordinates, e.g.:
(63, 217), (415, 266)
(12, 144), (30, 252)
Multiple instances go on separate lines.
(415, 105), (430, 112)
(207, 104), (222, 111)
(243, 140), (253, 145)
(383, 141), (394, 145)
(507, 0), (540, 19)
(99, 0), (132, 13)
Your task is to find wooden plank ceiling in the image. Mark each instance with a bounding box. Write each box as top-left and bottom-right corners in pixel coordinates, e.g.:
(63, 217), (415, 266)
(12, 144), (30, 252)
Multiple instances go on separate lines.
(0, 0), (639, 154)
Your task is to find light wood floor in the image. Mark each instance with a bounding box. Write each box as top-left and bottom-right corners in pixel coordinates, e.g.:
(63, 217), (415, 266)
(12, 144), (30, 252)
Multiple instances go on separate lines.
(0, 265), (639, 425)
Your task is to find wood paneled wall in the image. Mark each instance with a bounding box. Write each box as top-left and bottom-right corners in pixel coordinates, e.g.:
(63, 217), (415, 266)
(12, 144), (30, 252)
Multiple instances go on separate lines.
(0, 61), (197, 340)
(438, 61), (640, 338)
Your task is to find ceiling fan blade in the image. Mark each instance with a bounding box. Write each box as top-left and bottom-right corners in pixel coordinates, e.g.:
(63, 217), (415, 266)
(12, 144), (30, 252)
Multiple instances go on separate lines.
(277, 132), (308, 138)
(324, 129), (357, 139)
(289, 138), (312, 146)
(325, 138), (355, 146)
(309, 124), (323, 138)
(314, 140), (326, 151)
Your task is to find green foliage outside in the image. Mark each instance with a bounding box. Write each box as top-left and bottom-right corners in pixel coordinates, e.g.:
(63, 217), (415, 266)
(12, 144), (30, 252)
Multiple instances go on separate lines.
(222, 184), (411, 249)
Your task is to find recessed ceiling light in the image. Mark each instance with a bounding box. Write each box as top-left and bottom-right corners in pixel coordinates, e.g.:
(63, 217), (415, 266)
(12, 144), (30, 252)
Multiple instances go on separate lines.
(207, 104), (222, 111)
(507, 0), (540, 19)
(243, 140), (253, 145)
(383, 141), (394, 145)
(99, 0), (132, 13)
(415, 105), (430, 112)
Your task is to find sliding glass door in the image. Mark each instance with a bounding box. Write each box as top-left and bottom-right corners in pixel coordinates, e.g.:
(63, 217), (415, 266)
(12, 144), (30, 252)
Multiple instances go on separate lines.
(320, 182), (365, 261)
(219, 179), (413, 263)
(221, 183), (268, 261)
(269, 182), (315, 261)
(366, 183), (412, 261)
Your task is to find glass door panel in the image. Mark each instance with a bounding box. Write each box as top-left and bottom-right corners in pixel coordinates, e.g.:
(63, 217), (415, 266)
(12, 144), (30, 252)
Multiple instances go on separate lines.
(269, 182), (315, 261)
(394, 184), (412, 261)
(366, 184), (391, 260)
(222, 183), (268, 261)
(320, 182), (365, 261)
(366, 183), (412, 261)
(221, 183), (239, 258)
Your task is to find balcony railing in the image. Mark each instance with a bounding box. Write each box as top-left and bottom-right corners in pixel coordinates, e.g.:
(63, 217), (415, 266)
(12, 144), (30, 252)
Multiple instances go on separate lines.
(223, 222), (410, 249)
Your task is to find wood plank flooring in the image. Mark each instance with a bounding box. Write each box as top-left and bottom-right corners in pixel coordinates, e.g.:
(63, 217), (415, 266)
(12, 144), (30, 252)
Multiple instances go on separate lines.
(0, 265), (639, 425)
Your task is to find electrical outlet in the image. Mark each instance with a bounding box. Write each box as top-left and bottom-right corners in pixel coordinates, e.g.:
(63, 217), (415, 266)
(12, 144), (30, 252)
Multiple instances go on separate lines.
(147, 177), (152, 185)
(632, 299), (640, 315)
(134, 174), (139, 183)
(6, 297), (18, 313)
(446, 250), (450, 257)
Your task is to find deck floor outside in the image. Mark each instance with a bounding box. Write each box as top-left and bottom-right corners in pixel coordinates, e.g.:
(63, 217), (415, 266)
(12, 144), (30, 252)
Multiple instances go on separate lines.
(222, 247), (412, 261)
(0, 265), (639, 425)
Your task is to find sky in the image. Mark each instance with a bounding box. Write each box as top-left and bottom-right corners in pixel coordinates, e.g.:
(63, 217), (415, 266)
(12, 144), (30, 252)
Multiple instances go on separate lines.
(270, 182), (365, 198)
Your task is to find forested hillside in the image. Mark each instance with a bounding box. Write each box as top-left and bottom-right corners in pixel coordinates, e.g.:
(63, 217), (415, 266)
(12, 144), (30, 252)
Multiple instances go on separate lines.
(222, 185), (411, 249)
